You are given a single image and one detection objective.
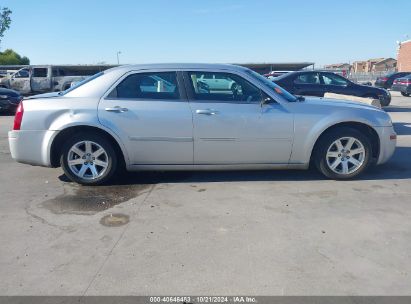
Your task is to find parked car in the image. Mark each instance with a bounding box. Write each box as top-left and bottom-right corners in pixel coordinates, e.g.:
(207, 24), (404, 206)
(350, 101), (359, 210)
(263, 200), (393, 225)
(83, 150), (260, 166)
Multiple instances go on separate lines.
(375, 72), (411, 89)
(0, 65), (114, 95)
(8, 64), (396, 185)
(391, 75), (411, 97)
(273, 71), (392, 106)
(0, 88), (22, 113)
(196, 73), (236, 91)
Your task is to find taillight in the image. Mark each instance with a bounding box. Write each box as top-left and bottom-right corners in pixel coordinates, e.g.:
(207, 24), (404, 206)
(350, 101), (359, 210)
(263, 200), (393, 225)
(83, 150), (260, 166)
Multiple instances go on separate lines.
(13, 102), (24, 130)
(379, 77), (388, 82)
(402, 80), (411, 85)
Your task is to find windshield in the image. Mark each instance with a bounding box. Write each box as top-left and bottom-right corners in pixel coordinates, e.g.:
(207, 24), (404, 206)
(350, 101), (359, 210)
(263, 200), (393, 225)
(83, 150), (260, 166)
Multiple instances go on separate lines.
(60, 72), (104, 95)
(245, 69), (297, 102)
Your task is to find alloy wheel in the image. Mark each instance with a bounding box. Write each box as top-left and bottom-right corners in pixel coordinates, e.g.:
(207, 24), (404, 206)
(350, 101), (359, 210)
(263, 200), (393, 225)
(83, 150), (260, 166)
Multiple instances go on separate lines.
(326, 137), (366, 175)
(67, 140), (109, 180)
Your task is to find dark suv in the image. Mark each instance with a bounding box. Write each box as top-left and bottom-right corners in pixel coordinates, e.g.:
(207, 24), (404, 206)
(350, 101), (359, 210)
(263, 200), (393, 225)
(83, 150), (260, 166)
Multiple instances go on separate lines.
(375, 72), (411, 89)
(273, 71), (391, 106)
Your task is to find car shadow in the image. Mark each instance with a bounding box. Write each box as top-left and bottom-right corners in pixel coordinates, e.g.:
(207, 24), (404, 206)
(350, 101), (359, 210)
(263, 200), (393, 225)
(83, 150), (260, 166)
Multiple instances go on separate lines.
(393, 122), (411, 135)
(58, 147), (411, 186)
(385, 106), (411, 113)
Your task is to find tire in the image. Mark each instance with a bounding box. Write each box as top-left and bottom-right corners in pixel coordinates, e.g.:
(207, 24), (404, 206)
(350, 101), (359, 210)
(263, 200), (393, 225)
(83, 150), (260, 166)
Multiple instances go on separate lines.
(401, 92), (410, 97)
(60, 132), (118, 185)
(314, 127), (372, 180)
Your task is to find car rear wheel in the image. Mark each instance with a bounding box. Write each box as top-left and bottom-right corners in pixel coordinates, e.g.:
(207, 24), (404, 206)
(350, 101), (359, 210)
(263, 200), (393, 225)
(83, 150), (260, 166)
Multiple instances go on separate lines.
(60, 133), (118, 185)
(401, 92), (410, 97)
(314, 128), (372, 179)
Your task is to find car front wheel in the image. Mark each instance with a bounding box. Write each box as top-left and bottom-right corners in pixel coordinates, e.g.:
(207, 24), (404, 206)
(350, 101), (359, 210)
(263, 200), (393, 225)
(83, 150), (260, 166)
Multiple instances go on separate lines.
(314, 128), (372, 179)
(401, 92), (410, 97)
(60, 133), (118, 185)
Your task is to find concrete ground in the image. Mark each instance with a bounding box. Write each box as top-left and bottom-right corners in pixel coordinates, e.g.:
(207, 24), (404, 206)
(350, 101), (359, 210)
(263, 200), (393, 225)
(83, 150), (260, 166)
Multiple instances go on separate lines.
(0, 92), (410, 296)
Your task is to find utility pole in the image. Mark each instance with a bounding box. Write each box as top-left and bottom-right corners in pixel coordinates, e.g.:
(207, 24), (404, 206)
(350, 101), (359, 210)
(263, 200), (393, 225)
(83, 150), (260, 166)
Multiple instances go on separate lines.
(116, 51), (122, 65)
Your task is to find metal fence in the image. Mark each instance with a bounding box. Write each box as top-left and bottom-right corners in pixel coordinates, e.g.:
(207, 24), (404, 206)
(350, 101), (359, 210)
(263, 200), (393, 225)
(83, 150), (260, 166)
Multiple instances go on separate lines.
(347, 70), (396, 84)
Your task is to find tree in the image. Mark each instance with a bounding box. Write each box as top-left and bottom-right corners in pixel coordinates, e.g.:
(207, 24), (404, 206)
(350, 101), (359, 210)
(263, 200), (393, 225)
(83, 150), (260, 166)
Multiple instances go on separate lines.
(0, 7), (12, 48)
(0, 49), (30, 65)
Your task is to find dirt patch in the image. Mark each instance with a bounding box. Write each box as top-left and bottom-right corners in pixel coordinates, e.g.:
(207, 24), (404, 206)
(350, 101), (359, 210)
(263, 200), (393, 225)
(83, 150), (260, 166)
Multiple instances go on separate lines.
(41, 183), (151, 215)
(100, 213), (130, 227)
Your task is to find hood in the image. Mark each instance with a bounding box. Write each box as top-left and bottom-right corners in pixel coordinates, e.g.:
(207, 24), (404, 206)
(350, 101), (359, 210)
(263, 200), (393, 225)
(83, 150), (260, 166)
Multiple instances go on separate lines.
(25, 92), (62, 99)
(303, 96), (382, 111)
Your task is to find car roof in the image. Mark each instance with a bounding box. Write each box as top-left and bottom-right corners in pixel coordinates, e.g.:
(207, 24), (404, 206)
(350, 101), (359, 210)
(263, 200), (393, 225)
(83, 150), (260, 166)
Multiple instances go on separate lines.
(104, 63), (248, 73)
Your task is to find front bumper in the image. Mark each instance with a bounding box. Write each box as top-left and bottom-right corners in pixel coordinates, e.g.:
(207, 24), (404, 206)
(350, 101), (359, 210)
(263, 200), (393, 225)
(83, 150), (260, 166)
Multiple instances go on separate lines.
(0, 100), (19, 112)
(375, 126), (396, 165)
(378, 91), (391, 105)
(8, 130), (58, 167)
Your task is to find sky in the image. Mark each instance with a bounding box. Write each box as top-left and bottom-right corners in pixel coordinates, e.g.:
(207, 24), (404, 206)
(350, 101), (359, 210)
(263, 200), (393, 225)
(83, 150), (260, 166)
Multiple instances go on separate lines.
(1, 0), (410, 66)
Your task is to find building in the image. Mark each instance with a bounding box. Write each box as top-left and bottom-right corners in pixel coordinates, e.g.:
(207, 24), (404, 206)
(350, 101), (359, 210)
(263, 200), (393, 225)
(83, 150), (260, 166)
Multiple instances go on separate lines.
(323, 63), (351, 71)
(352, 58), (396, 73)
(372, 58), (397, 72)
(352, 61), (367, 73)
(397, 40), (411, 72)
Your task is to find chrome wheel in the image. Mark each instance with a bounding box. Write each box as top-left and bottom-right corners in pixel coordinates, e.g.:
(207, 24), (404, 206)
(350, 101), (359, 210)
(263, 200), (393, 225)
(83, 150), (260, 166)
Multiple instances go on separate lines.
(67, 140), (109, 180)
(326, 137), (365, 175)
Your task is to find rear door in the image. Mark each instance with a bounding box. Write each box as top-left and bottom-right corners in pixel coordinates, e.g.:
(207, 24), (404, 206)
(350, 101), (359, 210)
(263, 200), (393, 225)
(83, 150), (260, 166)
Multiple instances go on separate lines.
(30, 66), (52, 92)
(292, 72), (324, 96)
(98, 70), (194, 165)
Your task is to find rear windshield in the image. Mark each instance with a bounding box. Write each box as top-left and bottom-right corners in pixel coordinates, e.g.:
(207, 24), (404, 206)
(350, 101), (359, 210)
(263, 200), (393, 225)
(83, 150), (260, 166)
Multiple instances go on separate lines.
(60, 72), (104, 95)
(245, 69), (297, 102)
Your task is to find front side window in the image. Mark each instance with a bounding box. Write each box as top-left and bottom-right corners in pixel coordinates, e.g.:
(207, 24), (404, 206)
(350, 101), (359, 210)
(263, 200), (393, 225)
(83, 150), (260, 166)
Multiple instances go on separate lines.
(14, 69), (29, 78)
(322, 73), (348, 86)
(188, 71), (262, 103)
(294, 73), (320, 84)
(109, 72), (179, 99)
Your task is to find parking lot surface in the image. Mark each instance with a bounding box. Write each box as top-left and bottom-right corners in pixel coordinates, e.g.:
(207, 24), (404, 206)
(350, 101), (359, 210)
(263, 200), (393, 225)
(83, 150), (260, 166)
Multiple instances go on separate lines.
(1, 92), (411, 295)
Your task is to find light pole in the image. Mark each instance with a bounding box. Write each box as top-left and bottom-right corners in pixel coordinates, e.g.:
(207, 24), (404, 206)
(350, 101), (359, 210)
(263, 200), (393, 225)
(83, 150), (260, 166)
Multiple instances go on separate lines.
(116, 51), (122, 65)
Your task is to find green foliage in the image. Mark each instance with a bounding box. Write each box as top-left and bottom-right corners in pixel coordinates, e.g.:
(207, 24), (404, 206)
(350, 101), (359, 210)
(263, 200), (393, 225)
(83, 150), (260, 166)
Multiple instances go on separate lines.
(0, 7), (12, 44)
(0, 49), (30, 65)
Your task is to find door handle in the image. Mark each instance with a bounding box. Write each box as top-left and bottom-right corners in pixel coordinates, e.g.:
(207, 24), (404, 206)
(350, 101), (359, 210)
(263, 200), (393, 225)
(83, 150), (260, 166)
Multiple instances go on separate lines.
(105, 106), (128, 113)
(196, 109), (218, 115)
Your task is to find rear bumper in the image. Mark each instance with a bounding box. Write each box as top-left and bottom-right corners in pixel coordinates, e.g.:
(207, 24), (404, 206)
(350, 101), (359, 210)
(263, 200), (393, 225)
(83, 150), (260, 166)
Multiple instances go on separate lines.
(375, 126), (396, 165)
(8, 130), (58, 167)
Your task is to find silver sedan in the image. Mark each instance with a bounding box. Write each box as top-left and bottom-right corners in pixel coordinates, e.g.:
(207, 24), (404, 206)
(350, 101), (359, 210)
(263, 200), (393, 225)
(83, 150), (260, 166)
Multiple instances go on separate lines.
(8, 64), (396, 185)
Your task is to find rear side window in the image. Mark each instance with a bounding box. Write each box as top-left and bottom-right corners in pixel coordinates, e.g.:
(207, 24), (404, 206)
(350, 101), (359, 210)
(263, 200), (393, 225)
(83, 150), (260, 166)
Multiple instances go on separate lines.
(108, 72), (180, 100)
(294, 73), (320, 84)
(32, 68), (48, 78)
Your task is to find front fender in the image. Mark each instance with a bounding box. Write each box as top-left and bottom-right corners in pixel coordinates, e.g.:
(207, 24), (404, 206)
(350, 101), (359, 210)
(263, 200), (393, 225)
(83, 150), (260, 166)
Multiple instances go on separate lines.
(289, 108), (381, 165)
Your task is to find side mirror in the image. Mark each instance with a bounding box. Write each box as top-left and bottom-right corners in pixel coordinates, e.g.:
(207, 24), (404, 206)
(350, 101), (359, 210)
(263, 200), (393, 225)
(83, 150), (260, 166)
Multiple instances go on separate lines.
(260, 96), (273, 107)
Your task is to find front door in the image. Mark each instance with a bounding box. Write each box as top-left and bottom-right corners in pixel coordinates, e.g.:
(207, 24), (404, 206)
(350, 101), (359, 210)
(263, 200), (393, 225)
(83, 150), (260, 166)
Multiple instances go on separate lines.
(293, 72), (325, 97)
(185, 71), (294, 164)
(9, 68), (31, 94)
(98, 71), (193, 165)
(320, 72), (353, 95)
